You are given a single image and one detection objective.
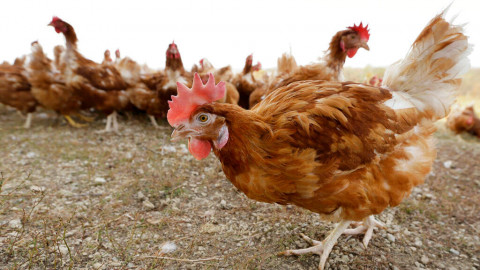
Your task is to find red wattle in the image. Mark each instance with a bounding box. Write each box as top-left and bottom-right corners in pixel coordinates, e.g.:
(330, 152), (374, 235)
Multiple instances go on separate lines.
(347, 48), (358, 58)
(188, 138), (211, 160)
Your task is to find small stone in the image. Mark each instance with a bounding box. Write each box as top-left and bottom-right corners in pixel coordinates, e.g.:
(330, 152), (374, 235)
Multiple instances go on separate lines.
(414, 239), (423, 247)
(59, 245), (69, 255)
(421, 255), (429, 264)
(392, 266), (400, 270)
(160, 241), (177, 254)
(137, 191), (145, 201)
(443, 160), (453, 169)
(449, 248), (460, 255)
(26, 152), (36, 158)
(142, 200), (155, 210)
(387, 233), (396, 243)
(94, 177), (106, 184)
(9, 219), (22, 229)
(30, 185), (46, 193)
(93, 262), (102, 269)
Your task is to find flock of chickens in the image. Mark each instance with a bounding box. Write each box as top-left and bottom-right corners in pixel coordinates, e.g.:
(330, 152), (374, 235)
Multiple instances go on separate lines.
(0, 11), (475, 269)
(0, 16), (372, 133)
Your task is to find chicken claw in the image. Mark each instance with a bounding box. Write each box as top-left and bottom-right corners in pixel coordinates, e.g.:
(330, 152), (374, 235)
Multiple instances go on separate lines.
(343, 215), (385, 248)
(280, 221), (351, 270)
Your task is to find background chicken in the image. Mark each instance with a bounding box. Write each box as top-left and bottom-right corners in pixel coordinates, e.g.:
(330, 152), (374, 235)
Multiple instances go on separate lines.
(447, 105), (480, 137)
(27, 41), (87, 127)
(249, 53), (296, 108)
(168, 12), (470, 270)
(232, 54), (262, 109)
(249, 23), (370, 108)
(102, 50), (113, 65)
(48, 17), (130, 133)
(0, 62), (37, 128)
(115, 49), (167, 127)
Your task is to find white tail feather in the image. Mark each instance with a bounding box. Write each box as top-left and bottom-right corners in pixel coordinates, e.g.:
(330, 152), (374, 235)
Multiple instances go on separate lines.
(382, 11), (472, 119)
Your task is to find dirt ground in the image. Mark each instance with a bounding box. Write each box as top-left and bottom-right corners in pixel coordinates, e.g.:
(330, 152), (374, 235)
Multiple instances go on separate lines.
(0, 106), (479, 270)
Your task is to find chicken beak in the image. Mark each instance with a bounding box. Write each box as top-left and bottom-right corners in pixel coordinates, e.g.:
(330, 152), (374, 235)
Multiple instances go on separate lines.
(359, 41), (370, 51)
(171, 124), (193, 142)
(48, 22), (53, 26)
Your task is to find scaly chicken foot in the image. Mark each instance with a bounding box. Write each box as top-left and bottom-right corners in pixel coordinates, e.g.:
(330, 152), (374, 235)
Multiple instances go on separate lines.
(343, 215), (386, 248)
(280, 220), (351, 270)
(64, 115), (87, 128)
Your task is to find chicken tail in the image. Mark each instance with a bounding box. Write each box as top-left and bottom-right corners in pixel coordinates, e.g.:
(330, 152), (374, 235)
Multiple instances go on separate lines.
(382, 9), (472, 120)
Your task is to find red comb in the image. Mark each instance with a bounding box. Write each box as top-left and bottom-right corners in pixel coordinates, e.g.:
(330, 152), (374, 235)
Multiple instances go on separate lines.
(51, 16), (61, 23)
(348, 22), (370, 42)
(167, 73), (226, 127)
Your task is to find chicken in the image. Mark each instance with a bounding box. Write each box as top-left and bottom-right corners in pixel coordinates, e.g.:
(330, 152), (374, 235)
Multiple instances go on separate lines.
(447, 105), (480, 137)
(0, 63), (37, 128)
(168, 12), (471, 269)
(115, 50), (166, 127)
(232, 54), (262, 109)
(153, 42), (192, 119)
(48, 17), (129, 133)
(102, 49), (113, 65)
(249, 53), (296, 108)
(249, 23), (370, 108)
(195, 58), (239, 105)
(367, 75), (383, 87)
(27, 41), (87, 127)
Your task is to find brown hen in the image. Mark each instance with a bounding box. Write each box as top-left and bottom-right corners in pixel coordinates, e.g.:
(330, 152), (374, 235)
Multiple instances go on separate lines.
(168, 12), (471, 269)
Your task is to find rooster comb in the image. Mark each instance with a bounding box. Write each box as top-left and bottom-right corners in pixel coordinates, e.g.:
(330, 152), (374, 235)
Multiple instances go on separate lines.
(348, 22), (370, 42)
(51, 16), (61, 23)
(167, 73), (226, 127)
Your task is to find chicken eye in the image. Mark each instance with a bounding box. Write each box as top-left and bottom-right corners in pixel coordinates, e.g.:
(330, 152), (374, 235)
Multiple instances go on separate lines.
(198, 114), (209, 123)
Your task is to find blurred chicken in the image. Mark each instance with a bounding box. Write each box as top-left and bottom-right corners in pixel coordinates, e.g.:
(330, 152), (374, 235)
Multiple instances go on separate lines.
(114, 49), (166, 127)
(367, 75), (383, 87)
(168, 12), (471, 269)
(447, 105), (480, 137)
(27, 41), (87, 127)
(48, 17), (129, 133)
(102, 49), (113, 65)
(0, 63), (37, 128)
(250, 23), (370, 108)
(232, 54), (262, 109)
(249, 53), (296, 108)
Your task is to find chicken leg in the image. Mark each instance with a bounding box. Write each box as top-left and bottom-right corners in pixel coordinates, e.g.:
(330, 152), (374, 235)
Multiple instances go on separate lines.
(23, 113), (33, 129)
(74, 113), (95, 122)
(149, 115), (160, 128)
(64, 115), (87, 128)
(343, 215), (385, 248)
(280, 220), (351, 270)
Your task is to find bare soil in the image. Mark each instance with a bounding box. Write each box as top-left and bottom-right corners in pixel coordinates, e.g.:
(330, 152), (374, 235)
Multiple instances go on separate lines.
(1, 105), (479, 270)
